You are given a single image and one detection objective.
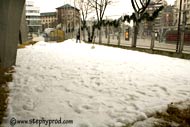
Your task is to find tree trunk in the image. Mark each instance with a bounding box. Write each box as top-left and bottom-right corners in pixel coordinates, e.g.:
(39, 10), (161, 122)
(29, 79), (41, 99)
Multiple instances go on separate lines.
(105, 26), (108, 38)
(118, 27), (121, 46)
(82, 29), (86, 41)
(99, 27), (102, 44)
(150, 22), (155, 50)
(150, 33), (155, 50)
(179, 31), (184, 53)
(87, 27), (92, 42)
(87, 27), (95, 43)
(132, 24), (138, 48)
(108, 25), (110, 44)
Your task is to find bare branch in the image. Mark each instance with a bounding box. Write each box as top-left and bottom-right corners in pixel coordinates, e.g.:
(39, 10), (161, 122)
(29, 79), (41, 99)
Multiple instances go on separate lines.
(134, 0), (140, 11)
(131, 0), (138, 13)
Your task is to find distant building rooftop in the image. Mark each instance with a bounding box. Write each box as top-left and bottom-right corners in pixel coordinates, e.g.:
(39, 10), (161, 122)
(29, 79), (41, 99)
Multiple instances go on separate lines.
(56, 4), (79, 11)
(40, 12), (56, 17)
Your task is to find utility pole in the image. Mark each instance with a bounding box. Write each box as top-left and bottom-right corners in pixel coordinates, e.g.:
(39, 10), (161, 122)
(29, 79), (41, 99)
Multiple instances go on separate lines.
(176, 0), (182, 53)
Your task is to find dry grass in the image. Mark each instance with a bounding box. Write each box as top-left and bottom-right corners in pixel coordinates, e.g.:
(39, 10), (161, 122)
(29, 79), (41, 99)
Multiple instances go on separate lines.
(122, 101), (190, 127)
(1, 40), (34, 124)
(0, 67), (14, 124)
(154, 101), (190, 127)
(18, 40), (37, 49)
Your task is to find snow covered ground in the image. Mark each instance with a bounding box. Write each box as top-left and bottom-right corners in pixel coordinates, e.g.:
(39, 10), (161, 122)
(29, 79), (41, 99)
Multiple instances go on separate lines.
(2, 39), (190, 127)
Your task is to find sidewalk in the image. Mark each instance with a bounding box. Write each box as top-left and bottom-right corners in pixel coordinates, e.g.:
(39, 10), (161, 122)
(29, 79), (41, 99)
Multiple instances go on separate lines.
(94, 36), (190, 54)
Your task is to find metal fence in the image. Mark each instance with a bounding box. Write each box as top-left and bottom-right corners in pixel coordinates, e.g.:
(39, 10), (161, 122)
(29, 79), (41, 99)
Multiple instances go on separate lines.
(79, 23), (190, 54)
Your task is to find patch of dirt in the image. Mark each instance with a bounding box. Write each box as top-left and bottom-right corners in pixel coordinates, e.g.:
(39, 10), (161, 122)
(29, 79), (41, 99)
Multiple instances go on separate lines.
(0, 67), (14, 124)
(123, 100), (190, 127)
(154, 101), (190, 127)
(18, 40), (37, 49)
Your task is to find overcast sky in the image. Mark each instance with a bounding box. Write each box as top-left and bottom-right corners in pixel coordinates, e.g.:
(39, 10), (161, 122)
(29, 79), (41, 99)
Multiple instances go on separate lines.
(32, 0), (175, 18)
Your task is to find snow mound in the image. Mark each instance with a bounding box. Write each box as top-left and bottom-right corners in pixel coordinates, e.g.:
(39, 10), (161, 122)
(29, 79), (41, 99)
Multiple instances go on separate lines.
(33, 41), (49, 46)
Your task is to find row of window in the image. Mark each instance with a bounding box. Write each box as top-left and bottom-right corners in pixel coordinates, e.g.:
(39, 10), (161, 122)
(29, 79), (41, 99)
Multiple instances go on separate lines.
(59, 9), (79, 15)
(41, 17), (57, 20)
(26, 10), (40, 13)
(41, 16), (56, 18)
(41, 19), (57, 22)
(184, 0), (190, 3)
(27, 20), (41, 25)
(26, 16), (40, 19)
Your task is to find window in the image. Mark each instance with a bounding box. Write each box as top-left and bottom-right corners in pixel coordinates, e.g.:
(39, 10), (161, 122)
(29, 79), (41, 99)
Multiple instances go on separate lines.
(26, 10), (39, 13)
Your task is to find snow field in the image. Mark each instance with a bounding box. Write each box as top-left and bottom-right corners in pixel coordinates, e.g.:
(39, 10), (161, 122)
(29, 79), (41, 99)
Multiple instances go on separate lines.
(2, 39), (190, 127)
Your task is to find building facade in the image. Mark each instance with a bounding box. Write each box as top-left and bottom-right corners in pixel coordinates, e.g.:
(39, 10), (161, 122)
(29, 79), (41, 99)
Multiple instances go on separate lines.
(142, 0), (168, 36)
(41, 12), (57, 31)
(56, 4), (80, 33)
(161, 5), (174, 27)
(138, 0), (177, 40)
(26, 1), (42, 34)
(174, 0), (190, 28)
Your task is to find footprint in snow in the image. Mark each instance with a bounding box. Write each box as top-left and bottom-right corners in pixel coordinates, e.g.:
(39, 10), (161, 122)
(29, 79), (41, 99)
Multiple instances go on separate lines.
(74, 107), (82, 114)
(78, 123), (91, 127)
(67, 101), (82, 114)
(35, 87), (43, 93)
(159, 86), (170, 95)
(23, 99), (35, 111)
(64, 88), (70, 92)
(82, 105), (92, 110)
(95, 82), (100, 86)
(136, 90), (146, 95)
(26, 66), (31, 70)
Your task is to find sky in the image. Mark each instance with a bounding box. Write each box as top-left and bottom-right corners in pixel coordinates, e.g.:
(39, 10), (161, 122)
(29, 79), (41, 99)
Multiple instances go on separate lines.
(32, 0), (175, 18)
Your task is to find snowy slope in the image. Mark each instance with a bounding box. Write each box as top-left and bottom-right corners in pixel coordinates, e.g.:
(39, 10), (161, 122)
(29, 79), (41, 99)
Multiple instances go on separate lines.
(2, 39), (190, 127)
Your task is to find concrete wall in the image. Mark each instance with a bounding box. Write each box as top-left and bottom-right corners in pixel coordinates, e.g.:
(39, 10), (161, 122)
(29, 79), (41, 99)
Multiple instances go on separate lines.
(20, 4), (28, 44)
(0, 0), (25, 68)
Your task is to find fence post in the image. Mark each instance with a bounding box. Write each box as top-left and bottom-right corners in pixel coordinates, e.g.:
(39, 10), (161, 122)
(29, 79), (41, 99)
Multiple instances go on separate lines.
(179, 11), (186, 53)
(99, 27), (102, 44)
(150, 22), (155, 50)
(118, 26), (121, 46)
(108, 25), (110, 45)
(131, 25), (137, 48)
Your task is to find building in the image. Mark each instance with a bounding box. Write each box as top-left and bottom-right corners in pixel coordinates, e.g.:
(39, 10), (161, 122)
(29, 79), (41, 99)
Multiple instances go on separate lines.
(26, 1), (42, 34)
(142, 0), (168, 36)
(41, 12), (57, 31)
(174, 0), (190, 28)
(138, 0), (177, 39)
(56, 4), (80, 33)
(161, 5), (174, 27)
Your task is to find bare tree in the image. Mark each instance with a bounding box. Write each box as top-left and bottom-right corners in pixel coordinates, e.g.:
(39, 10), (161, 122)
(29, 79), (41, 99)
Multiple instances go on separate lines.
(131, 0), (150, 47)
(77, 0), (93, 41)
(88, 0), (112, 43)
(130, 0), (163, 48)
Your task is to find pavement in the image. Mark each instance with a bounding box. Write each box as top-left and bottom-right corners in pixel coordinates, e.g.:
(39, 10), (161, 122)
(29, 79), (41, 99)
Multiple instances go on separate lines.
(94, 36), (190, 54)
(32, 35), (190, 54)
